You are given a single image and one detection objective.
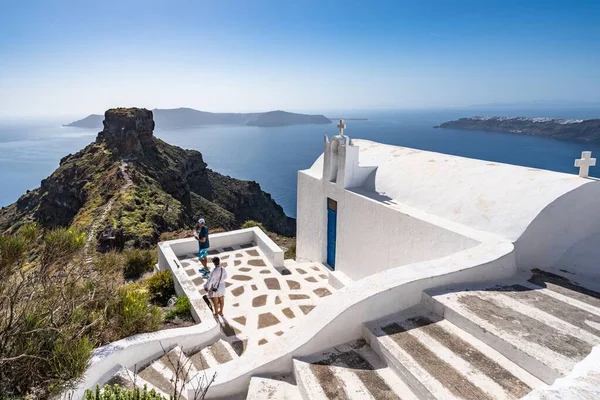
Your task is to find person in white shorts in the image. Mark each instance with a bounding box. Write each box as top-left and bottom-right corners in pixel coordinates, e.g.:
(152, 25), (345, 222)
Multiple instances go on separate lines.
(205, 257), (228, 317)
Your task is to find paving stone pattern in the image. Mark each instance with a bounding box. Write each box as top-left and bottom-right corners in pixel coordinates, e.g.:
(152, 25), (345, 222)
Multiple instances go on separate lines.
(180, 244), (335, 351)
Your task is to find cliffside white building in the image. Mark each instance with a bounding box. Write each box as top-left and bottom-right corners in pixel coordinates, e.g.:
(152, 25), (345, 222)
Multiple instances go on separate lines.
(297, 121), (600, 283)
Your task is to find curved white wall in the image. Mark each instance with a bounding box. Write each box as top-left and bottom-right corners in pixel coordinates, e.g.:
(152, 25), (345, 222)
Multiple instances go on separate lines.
(515, 180), (600, 278)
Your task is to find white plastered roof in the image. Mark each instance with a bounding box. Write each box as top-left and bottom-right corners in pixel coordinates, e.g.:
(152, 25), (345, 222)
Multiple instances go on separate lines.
(304, 139), (590, 241)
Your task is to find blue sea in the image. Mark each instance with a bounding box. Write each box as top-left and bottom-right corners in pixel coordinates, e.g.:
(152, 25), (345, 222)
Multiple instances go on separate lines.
(1, 108), (600, 218)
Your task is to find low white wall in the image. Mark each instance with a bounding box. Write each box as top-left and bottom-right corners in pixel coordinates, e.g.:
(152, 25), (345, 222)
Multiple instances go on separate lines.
(515, 180), (600, 278)
(523, 345), (600, 399)
(64, 323), (219, 400)
(253, 228), (285, 268)
(158, 242), (213, 322)
(297, 172), (480, 281)
(160, 228), (283, 270)
(194, 240), (516, 399)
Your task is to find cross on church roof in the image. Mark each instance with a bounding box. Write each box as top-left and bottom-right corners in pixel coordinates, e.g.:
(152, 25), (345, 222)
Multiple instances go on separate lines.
(575, 151), (596, 178)
(337, 119), (346, 136)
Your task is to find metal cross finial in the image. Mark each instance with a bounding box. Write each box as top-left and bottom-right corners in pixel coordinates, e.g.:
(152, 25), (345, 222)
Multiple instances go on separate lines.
(337, 119), (346, 136)
(575, 151), (596, 178)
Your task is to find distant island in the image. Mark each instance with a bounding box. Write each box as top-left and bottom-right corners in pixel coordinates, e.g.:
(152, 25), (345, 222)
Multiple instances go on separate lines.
(436, 116), (600, 142)
(64, 108), (332, 129)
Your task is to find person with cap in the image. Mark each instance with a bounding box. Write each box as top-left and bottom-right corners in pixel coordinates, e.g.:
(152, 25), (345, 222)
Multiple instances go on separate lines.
(194, 218), (210, 277)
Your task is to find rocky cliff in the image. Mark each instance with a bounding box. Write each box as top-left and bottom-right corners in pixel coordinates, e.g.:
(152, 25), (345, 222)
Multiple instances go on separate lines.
(437, 116), (600, 142)
(0, 108), (295, 249)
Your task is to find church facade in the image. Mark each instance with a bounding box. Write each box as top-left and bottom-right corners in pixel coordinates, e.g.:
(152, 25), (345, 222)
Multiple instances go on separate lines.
(297, 121), (600, 282)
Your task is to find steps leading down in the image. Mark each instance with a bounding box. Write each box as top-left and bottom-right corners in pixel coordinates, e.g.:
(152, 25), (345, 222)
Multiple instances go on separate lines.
(106, 339), (238, 399)
(293, 339), (419, 400)
(422, 270), (600, 386)
(365, 306), (543, 400)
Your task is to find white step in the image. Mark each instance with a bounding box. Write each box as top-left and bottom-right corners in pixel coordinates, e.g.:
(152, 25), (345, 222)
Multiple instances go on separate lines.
(293, 339), (414, 399)
(365, 306), (543, 400)
(423, 280), (600, 385)
(246, 376), (301, 400)
(186, 339), (238, 371)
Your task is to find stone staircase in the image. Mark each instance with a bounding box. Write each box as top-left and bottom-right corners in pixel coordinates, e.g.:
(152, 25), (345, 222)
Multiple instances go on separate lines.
(252, 269), (600, 400)
(104, 269), (600, 399)
(105, 339), (240, 399)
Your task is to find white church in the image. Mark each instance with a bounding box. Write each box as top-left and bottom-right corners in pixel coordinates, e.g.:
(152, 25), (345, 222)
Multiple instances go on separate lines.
(69, 121), (600, 400)
(297, 121), (600, 282)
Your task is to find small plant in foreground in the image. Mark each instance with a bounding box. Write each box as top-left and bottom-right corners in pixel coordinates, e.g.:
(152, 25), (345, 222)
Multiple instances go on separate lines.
(165, 296), (192, 321)
(108, 284), (163, 338)
(85, 384), (166, 399)
(146, 270), (175, 306)
(284, 244), (296, 260)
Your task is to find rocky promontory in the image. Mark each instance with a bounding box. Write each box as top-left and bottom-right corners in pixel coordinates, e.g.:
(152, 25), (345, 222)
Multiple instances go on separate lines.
(65, 108), (331, 129)
(437, 116), (600, 142)
(1, 108), (295, 249)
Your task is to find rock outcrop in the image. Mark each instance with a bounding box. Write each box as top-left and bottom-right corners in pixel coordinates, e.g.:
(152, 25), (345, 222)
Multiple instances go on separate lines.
(437, 116), (600, 142)
(97, 108), (155, 157)
(1, 108), (295, 249)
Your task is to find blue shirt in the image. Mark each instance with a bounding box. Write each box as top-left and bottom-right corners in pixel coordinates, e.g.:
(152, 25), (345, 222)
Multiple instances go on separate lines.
(198, 226), (209, 249)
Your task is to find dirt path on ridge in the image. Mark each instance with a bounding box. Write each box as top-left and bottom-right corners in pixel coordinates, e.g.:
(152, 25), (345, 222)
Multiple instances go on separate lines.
(83, 161), (133, 261)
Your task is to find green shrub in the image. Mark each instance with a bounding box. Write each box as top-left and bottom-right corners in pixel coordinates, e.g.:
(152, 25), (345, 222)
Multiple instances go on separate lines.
(284, 244), (296, 260)
(108, 284), (162, 338)
(241, 220), (266, 233)
(41, 228), (86, 268)
(146, 270), (175, 306)
(123, 249), (156, 279)
(165, 295), (191, 321)
(85, 384), (166, 399)
(0, 234), (28, 270)
(17, 222), (39, 243)
(94, 251), (124, 275)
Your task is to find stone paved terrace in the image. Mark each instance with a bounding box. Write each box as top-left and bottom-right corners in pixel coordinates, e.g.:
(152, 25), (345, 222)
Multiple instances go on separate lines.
(177, 243), (336, 353)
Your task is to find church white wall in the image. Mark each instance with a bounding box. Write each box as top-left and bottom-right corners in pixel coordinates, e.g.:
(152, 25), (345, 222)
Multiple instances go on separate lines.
(297, 172), (479, 281)
(296, 172), (327, 265)
(515, 181), (600, 278)
(336, 190), (479, 281)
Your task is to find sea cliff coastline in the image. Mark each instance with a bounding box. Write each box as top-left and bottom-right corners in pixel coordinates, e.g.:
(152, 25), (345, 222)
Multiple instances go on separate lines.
(437, 116), (600, 142)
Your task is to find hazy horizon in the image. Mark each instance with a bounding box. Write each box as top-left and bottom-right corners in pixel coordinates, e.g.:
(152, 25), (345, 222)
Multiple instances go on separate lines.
(1, 1), (599, 118)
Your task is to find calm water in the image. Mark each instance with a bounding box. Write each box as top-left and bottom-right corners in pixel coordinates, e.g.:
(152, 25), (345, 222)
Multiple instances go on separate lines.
(1, 108), (600, 218)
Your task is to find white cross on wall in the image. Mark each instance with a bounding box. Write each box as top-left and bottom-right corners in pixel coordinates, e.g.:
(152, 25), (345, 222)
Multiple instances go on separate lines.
(337, 119), (346, 136)
(575, 151), (596, 178)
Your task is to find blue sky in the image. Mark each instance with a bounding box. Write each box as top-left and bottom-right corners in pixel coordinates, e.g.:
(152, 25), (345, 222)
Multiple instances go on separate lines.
(0, 0), (599, 116)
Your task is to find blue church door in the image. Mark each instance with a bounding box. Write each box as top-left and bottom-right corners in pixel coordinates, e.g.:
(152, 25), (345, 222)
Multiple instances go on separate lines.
(326, 198), (337, 269)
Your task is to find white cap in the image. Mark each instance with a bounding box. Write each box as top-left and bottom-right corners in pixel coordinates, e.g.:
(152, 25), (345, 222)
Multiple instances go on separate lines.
(198, 218), (205, 224)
